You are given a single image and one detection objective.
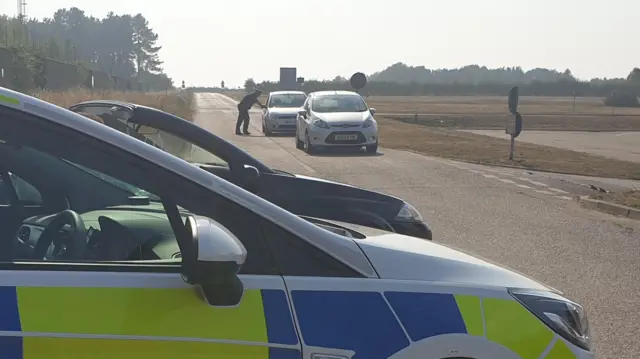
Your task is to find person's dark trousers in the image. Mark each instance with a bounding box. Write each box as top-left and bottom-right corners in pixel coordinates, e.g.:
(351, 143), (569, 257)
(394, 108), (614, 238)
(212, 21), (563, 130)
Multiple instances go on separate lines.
(235, 108), (250, 134)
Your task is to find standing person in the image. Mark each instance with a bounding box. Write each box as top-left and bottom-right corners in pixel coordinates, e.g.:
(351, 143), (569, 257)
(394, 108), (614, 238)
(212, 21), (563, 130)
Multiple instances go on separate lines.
(236, 89), (265, 135)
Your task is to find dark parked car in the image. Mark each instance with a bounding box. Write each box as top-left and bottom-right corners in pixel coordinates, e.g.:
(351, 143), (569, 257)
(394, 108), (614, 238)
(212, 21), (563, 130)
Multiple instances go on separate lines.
(69, 100), (433, 240)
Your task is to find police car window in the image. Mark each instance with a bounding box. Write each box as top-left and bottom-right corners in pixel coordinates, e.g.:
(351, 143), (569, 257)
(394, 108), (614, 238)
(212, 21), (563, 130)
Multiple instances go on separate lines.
(0, 109), (275, 274)
(0, 173), (42, 206)
(10, 173), (42, 205)
(268, 94), (307, 108)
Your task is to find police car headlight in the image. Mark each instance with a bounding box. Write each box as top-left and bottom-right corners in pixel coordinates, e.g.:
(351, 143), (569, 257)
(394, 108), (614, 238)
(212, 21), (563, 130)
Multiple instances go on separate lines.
(509, 289), (591, 351)
(312, 119), (330, 129)
(395, 202), (423, 221)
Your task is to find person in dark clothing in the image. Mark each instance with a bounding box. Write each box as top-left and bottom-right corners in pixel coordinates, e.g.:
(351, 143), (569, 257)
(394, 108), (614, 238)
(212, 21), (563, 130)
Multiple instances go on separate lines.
(236, 89), (265, 135)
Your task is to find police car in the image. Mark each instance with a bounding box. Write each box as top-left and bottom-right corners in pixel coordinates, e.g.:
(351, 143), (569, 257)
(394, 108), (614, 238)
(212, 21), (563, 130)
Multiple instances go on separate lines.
(0, 86), (592, 359)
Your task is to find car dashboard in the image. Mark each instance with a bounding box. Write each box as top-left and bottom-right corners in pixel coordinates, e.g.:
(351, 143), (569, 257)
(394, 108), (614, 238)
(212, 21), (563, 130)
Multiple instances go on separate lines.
(15, 205), (184, 261)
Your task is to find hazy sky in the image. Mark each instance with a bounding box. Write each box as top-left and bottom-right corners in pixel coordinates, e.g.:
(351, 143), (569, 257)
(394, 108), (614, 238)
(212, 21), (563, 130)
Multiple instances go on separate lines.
(1, 0), (636, 87)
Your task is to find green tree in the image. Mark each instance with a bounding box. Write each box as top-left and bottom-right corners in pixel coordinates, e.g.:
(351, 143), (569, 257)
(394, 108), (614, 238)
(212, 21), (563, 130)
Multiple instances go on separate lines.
(131, 14), (163, 75)
(627, 68), (640, 83)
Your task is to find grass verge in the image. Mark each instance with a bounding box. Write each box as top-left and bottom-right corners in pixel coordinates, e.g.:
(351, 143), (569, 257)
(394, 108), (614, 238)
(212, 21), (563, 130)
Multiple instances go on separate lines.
(589, 190), (640, 209)
(33, 88), (195, 121)
(378, 117), (640, 180)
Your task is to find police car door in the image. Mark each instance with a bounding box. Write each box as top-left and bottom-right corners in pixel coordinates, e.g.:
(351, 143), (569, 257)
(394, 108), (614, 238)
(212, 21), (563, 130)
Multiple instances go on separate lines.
(0, 101), (301, 359)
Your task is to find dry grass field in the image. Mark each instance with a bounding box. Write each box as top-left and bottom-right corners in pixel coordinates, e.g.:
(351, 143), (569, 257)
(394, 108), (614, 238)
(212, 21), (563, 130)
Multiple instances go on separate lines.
(377, 117), (640, 180)
(34, 88), (194, 121)
(365, 95), (640, 116)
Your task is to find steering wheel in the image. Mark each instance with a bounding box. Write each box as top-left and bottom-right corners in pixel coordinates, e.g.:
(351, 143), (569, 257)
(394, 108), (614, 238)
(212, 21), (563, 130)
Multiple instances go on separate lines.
(33, 210), (87, 260)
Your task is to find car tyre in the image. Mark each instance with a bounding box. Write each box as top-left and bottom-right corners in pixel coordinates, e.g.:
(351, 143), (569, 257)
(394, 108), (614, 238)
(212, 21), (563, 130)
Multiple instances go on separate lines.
(295, 128), (304, 150)
(366, 142), (378, 154)
(304, 131), (315, 155)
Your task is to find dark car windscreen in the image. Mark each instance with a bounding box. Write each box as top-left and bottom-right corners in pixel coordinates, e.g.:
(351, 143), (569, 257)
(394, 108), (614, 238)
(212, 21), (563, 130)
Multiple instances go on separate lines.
(311, 95), (368, 113)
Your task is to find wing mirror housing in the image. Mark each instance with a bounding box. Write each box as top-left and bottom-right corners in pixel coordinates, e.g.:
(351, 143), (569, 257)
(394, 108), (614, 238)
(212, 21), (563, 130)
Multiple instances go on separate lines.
(298, 109), (307, 118)
(181, 216), (247, 307)
(369, 108), (376, 115)
(238, 164), (260, 192)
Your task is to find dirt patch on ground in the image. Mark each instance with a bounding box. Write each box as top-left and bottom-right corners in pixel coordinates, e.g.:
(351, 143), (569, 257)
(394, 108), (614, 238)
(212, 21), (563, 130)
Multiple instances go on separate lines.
(589, 190), (640, 209)
(378, 117), (640, 180)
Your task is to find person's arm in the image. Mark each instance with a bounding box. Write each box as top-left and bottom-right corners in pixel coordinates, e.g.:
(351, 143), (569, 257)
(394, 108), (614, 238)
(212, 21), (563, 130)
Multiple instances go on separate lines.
(254, 97), (266, 109)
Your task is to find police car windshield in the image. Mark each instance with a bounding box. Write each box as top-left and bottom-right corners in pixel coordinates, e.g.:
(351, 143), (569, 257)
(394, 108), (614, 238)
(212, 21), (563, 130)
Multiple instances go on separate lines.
(312, 95), (368, 113)
(269, 94), (306, 108)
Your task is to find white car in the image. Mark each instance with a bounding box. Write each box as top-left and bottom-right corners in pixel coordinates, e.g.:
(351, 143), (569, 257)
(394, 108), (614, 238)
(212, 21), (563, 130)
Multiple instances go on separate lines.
(261, 91), (307, 136)
(295, 90), (379, 154)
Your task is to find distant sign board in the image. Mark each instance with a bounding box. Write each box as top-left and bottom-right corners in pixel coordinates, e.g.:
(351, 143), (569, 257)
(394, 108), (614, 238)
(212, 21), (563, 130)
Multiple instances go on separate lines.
(280, 67), (297, 90)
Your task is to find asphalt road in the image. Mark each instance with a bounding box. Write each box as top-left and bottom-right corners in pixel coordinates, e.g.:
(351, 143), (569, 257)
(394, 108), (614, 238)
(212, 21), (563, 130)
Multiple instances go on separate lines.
(460, 129), (640, 163)
(194, 93), (639, 359)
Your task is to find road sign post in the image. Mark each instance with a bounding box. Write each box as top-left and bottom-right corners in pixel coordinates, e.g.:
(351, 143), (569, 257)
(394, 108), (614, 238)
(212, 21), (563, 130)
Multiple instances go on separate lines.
(505, 86), (523, 160)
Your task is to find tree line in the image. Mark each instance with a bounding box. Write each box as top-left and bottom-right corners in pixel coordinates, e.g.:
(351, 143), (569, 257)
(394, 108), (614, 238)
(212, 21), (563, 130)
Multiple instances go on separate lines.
(0, 8), (173, 91)
(205, 64), (640, 106)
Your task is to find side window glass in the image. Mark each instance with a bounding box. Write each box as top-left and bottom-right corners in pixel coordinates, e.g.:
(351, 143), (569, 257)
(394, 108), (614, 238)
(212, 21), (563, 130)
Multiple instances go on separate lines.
(10, 173), (42, 205)
(0, 137), (271, 273)
(260, 220), (363, 278)
(265, 96), (271, 108)
(0, 173), (42, 206)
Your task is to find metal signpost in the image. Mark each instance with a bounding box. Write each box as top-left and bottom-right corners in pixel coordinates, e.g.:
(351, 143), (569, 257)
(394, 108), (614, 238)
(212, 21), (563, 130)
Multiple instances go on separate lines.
(350, 72), (367, 93)
(505, 86), (523, 160)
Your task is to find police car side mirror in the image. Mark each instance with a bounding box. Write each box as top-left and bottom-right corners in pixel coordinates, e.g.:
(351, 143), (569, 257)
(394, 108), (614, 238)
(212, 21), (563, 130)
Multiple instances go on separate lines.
(298, 109), (307, 118)
(180, 216), (247, 307)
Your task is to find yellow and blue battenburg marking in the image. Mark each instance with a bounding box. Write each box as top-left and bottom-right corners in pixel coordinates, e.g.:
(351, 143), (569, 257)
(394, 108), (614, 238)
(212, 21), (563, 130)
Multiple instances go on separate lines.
(289, 290), (577, 359)
(0, 286), (300, 359)
(1, 286), (577, 359)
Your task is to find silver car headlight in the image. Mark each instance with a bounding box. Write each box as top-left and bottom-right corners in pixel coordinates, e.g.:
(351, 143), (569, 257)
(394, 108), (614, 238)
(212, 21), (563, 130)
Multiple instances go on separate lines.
(312, 119), (330, 129)
(509, 289), (591, 351)
(362, 118), (375, 128)
(396, 202), (423, 221)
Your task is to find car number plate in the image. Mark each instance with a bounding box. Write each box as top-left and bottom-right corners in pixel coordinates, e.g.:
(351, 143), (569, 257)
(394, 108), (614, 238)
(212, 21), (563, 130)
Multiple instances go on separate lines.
(335, 134), (358, 140)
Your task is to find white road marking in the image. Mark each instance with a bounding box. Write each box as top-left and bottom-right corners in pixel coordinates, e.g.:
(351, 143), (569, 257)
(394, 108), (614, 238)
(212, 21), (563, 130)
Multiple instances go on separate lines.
(518, 178), (548, 187)
(535, 189), (555, 195)
(498, 178), (516, 184)
(548, 187), (569, 194)
(556, 196), (573, 200)
(468, 169), (484, 174)
(516, 184), (532, 189)
(483, 174), (498, 179)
